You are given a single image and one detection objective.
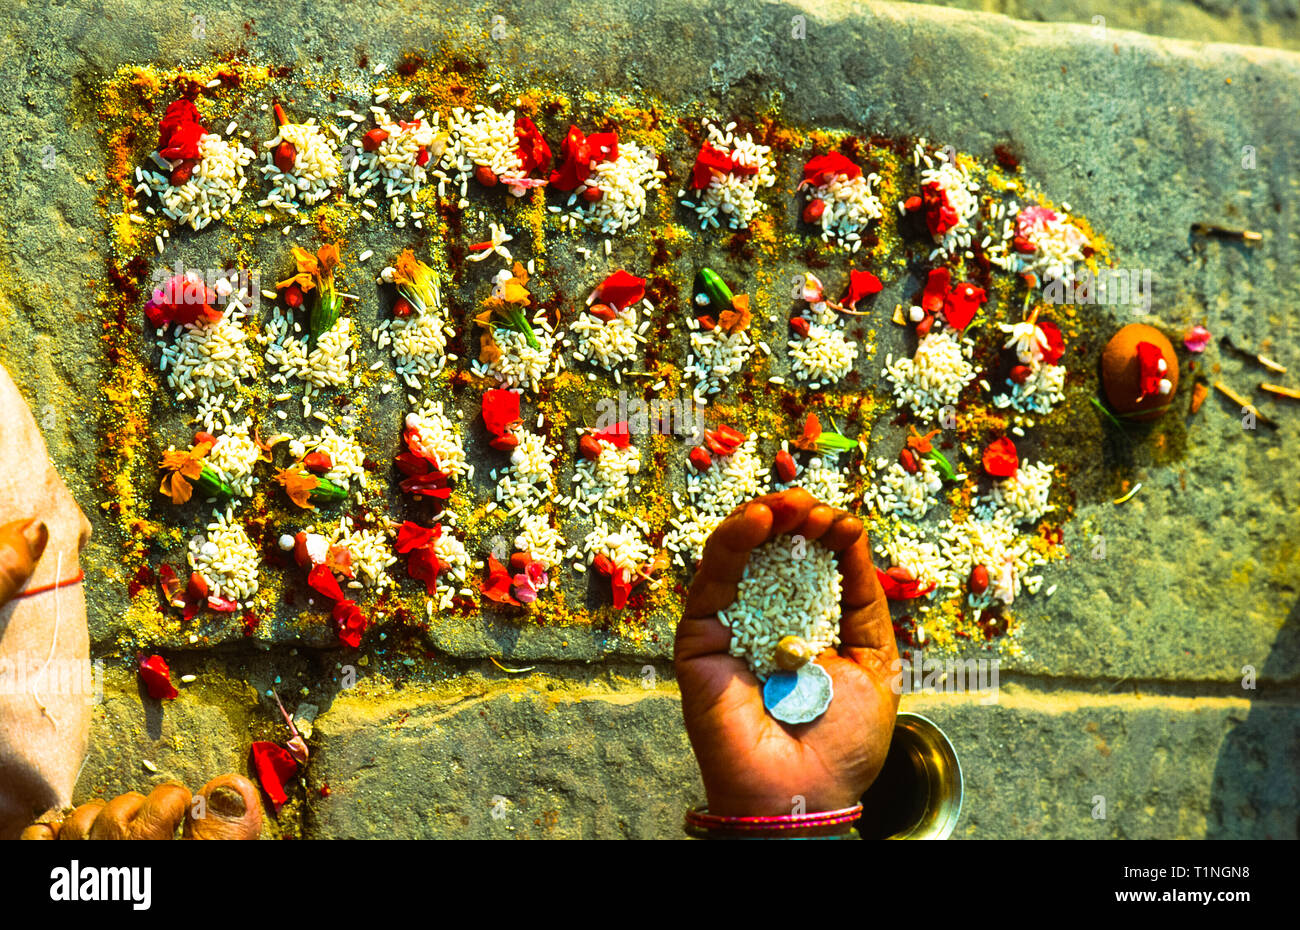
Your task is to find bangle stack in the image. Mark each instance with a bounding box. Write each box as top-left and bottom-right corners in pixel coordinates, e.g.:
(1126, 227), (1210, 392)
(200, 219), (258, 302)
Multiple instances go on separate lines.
(683, 804), (862, 839)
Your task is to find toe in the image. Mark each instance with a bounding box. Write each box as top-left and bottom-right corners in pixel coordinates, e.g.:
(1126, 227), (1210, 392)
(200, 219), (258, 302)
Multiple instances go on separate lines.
(184, 774), (262, 840)
(57, 800), (106, 840)
(88, 792), (146, 840)
(128, 783), (191, 840)
(20, 822), (59, 840)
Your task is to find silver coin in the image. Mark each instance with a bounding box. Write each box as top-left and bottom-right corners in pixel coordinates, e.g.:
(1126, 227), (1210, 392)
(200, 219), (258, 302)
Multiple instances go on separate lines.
(763, 661), (833, 724)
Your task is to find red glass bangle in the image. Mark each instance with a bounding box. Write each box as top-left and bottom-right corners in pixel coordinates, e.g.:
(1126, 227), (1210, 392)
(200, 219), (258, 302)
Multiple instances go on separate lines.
(684, 803), (862, 839)
(9, 569), (85, 601)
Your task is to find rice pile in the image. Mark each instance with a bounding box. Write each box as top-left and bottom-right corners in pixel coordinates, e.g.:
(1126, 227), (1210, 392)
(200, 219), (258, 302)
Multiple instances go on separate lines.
(389, 313), (453, 381)
(875, 513), (1050, 612)
(491, 429), (557, 515)
(774, 448), (852, 510)
(912, 141), (980, 259)
(976, 461), (1055, 524)
(582, 522), (657, 577)
(472, 319), (561, 392)
(405, 401), (469, 478)
(717, 535), (842, 681)
(514, 511), (565, 570)
(441, 106), (527, 192)
(158, 303), (258, 417)
(431, 530), (472, 611)
(258, 121), (343, 213)
(188, 507), (260, 604)
(333, 516), (396, 590)
(806, 171), (883, 250)
(789, 301), (858, 387)
(558, 141), (665, 234)
(137, 132), (256, 231)
(346, 107), (442, 225)
(572, 439), (641, 517)
(685, 316), (756, 400)
(206, 429), (262, 498)
(870, 456), (945, 520)
(991, 204), (1090, 285)
(570, 303), (647, 372)
(289, 427), (367, 494)
(882, 330), (976, 420)
(664, 435), (770, 564)
(993, 362), (1067, 415)
(681, 119), (776, 230)
(261, 312), (357, 391)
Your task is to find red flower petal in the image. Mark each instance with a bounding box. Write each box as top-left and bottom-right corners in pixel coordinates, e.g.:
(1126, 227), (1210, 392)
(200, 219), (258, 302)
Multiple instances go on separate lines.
(593, 421), (632, 448)
(395, 451), (431, 478)
(610, 567), (636, 610)
(480, 554), (521, 606)
(922, 182), (960, 236)
(982, 437), (1020, 478)
(332, 599), (367, 649)
(307, 563), (345, 601)
(844, 269), (883, 309)
(514, 117), (552, 177)
(395, 521), (437, 554)
(249, 740), (298, 812)
(586, 132), (618, 165)
(875, 567), (936, 600)
(407, 545), (445, 596)
(1136, 341), (1164, 398)
(691, 143), (736, 189)
(942, 282), (985, 331)
(481, 388), (522, 437)
(158, 563), (183, 607)
(302, 451), (333, 473)
(920, 268), (950, 314)
(596, 270), (647, 310)
(138, 654), (179, 701)
(399, 475), (452, 498)
(802, 151), (861, 186)
(548, 125), (588, 191)
(1038, 320), (1065, 365)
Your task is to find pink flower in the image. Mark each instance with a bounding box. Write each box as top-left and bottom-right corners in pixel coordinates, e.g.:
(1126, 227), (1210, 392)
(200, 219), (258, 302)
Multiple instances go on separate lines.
(511, 561), (549, 604)
(1183, 325), (1212, 353)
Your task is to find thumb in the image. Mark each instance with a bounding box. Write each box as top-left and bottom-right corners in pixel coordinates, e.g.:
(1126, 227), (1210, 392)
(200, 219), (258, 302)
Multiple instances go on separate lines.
(0, 519), (48, 607)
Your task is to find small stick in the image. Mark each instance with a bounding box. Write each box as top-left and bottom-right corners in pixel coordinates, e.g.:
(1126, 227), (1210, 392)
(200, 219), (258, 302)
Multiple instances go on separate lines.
(1221, 335), (1286, 374)
(1213, 380), (1279, 429)
(1260, 383), (1300, 401)
(1191, 222), (1262, 242)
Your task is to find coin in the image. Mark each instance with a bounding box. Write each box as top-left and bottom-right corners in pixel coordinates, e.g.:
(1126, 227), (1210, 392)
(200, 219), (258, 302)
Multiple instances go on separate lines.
(763, 661), (833, 724)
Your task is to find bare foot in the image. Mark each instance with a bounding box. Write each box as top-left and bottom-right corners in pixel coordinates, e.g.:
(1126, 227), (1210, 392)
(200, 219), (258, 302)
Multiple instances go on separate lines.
(18, 774), (261, 840)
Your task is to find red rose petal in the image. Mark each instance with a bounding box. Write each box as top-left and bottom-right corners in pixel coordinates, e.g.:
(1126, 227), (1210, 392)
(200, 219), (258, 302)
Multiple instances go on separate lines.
(982, 437), (1020, 478)
(802, 151), (861, 186)
(480, 554), (521, 606)
(920, 268), (950, 314)
(481, 388), (521, 437)
(1136, 341), (1165, 398)
(596, 270), (647, 311)
(844, 269), (883, 309)
(395, 521), (437, 554)
(407, 545), (445, 596)
(138, 654), (179, 701)
(332, 599), (367, 648)
(942, 282), (985, 331)
(307, 563), (345, 602)
(514, 117), (551, 177)
(250, 740), (298, 812)
(1038, 320), (1065, 365)
(691, 143), (736, 189)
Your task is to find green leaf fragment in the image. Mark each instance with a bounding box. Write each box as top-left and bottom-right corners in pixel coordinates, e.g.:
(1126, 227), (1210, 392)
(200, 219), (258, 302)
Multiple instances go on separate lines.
(925, 448), (957, 482)
(196, 464), (233, 498)
(309, 476), (348, 504)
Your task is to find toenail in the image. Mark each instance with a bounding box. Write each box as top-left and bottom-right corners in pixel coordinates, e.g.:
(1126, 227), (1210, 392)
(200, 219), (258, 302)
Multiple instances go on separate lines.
(207, 786), (248, 818)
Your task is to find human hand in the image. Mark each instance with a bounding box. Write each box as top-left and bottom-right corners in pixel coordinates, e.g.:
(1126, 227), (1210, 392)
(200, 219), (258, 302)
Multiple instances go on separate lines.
(674, 488), (899, 817)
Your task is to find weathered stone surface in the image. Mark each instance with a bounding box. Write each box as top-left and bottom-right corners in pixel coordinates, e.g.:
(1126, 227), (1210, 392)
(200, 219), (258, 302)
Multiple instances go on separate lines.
(305, 678), (702, 839)
(0, 0), (1297, 839)
(904, 687), (1300, 839)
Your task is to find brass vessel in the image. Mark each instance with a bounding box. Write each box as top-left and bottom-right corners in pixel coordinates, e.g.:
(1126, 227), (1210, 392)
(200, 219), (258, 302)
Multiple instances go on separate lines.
(856, 712), (963, 840)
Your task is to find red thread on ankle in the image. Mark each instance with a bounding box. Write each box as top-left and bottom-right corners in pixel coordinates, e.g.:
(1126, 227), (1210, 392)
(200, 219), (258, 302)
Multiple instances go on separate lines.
(10, 569), (85, 600)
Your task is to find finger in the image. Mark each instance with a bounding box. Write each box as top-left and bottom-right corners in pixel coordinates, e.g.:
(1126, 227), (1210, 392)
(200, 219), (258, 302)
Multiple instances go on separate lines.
(20, 823), (59, 840)
(87, 792), (146, 840)
(837, 522), (879, 606)
(791, 504), (836, 543)
(184, 774), (262, 840)
(56, 800), (106, 840)
(128, 783), (191, 840)
(821, 511), (863, 553)
(682, 500), (772, 620)
(759, 487), (819, 536)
